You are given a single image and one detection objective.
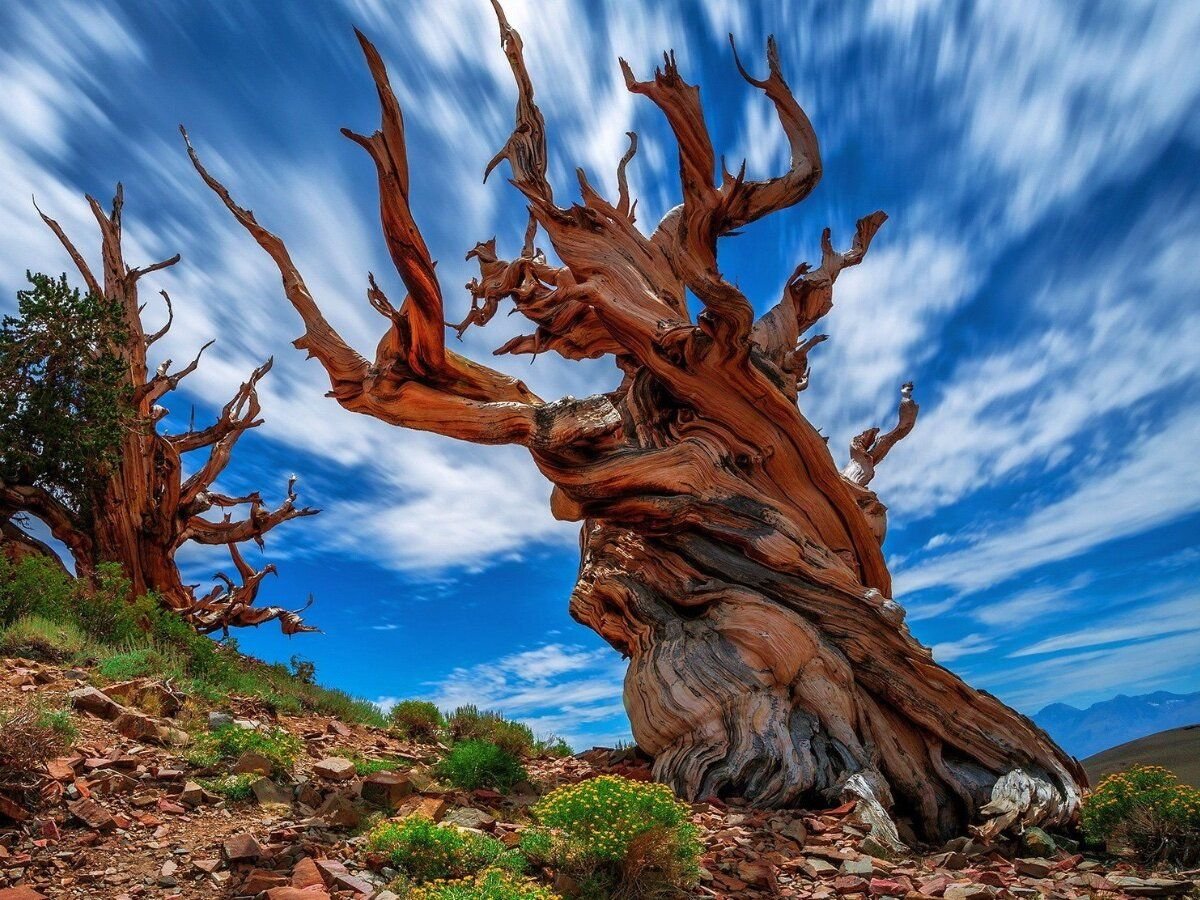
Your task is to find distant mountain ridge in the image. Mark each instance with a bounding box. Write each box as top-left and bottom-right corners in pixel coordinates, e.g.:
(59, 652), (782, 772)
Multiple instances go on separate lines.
(1034, 690), (1200, 758)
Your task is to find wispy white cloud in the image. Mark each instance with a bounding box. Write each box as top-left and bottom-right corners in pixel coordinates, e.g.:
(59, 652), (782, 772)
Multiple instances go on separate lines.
(985, 629), (1200, 712)
(1010, 591), (1200, 659)
(896, 407), (1200, 600)
(930, 632), (993, 663)
(422, 642), (629, 747)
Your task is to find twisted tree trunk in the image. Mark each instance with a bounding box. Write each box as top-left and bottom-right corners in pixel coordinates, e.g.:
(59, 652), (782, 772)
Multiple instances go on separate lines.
(1, 189), (317, 634)
(188, 3), (1085, 839)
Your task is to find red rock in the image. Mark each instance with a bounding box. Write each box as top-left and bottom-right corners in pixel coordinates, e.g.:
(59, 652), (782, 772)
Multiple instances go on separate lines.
(1051, 854), (1083, 872)
(46, 757), (78, 780)
(67, 798), (115, 831)
(291, 857), (324, 889)
(410, 796), (447, 822)
(223, 832), (264, 862)
(1013, 859), (1052, 878)
(918, 875), (951, 897)
(67, 686), (125, 720)
(361, 771), (413, 809)
(233, 750), (274, 776)
(737, 859), (777, 889)
(242, 870), (288, 893)
(834, 875), (870, 894)
(266, 890), (331, 900)
(313, 757), (355, 780)
(0, 888), (49, 899)
(39, 819), (60, 841)
(0, 794), (30, 822)
(157, 798), (186, 815)
(872, 877), (910, 895)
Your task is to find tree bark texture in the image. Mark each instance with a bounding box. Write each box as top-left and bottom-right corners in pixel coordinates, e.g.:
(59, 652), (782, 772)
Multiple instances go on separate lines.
(0, 190), (317, 634)
(187, 3), (1085, 839)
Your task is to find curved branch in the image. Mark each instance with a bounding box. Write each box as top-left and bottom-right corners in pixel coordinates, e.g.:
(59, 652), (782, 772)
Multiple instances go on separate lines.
(186, 50), (621, 452)
(140, 339), (215, 404)
(167, 359), (270, 453)
(484, 0), (553, 254)
(182, 475), (318, 548)
(724, 34), (822, 229)
(144, 290), (174, 347)
(0, 480), (92, 572)
(33, 198), (102, 300)
(842, 382), (919, 488)
(752, 211), (887, 373)
(190, 543), (318, 635)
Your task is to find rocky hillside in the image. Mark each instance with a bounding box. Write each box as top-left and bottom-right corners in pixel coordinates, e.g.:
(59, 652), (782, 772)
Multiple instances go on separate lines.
(1035, 692), (1200, 759)
(1, 656), (1197, 900)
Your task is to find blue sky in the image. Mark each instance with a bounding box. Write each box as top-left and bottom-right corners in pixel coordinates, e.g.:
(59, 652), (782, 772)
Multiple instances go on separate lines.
(2, 0), (1198, 749)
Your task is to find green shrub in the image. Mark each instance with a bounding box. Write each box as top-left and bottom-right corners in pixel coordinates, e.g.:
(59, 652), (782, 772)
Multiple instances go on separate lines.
(0, 614), (89, 660)
(1082, 765), (1200, 864)
(334, 750), (406, 776)
(187, 725), (300, 774)
(391, 700), (446, 742)
(96, 646), (175, 680)
(525, 775), (701, 900)
(200, 773), (257, 801)
(34, 703), (77, 745)
(437, 741), (526, 793)
(448, 706), (535, 757)
(366, 817), (524, 882)
(289, 655), (317, 684)
(0, 555), (72, 627)
(535, 736), (573, 759)
(406, 869), (561, 900)
(487, 719), (536, 758)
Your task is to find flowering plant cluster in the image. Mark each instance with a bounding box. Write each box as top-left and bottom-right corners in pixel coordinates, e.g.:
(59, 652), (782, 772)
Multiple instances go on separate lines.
(524, 775), (701, 899)
(366, 816), (524, 882)
(1082, 765), (1200, 864)
(406, 869), (561, 900)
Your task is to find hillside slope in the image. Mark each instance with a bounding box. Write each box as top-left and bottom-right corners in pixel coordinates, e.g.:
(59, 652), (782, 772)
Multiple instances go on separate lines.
(1034, 690), (1200, 758)
(1082, 724), (1200, 787)
(1, 655), (1197, 898)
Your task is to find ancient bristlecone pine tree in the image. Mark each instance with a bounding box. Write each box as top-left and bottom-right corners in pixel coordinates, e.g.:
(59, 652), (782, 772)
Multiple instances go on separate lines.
(0, 189), (317, 634)
(188, 6), (1084, 839)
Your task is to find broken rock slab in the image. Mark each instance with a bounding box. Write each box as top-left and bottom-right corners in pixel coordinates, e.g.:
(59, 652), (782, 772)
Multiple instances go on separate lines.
(312, 757), (356, 781)
(67, 686), (126, 720)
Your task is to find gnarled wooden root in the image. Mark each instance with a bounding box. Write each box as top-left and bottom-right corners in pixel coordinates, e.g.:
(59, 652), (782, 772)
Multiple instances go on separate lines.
(573, 524), (1082, 842)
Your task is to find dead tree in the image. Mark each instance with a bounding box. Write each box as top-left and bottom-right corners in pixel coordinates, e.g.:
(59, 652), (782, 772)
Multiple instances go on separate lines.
(0, 188), (317, 634)
(187, 5), (1084, 839)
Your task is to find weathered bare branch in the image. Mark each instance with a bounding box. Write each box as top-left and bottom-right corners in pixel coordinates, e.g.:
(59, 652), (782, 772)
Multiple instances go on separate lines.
(842, 382), (920, 488)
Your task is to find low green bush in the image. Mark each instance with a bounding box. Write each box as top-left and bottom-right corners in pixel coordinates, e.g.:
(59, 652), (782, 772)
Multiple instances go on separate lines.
(535, 736), (573, 759)
(366, 817), (524, 882)
(391, 699), (446, 742)
(0, 614), (90, 661)
(0, 555), (72, 627)
(333, 750), (406, 776)
(524, 775), (701, 900)
(187, 724), (301, 775)
(96, 646), (175, 680)
(406, 869), (561, 900)
(448, 706), (535, 757)
(200, 773), (257, 801)
(437, 740), (526, 793)
(1082, 765), (1200, 864)
(33, 702), (77, 745)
